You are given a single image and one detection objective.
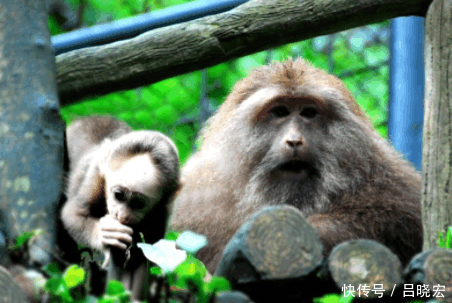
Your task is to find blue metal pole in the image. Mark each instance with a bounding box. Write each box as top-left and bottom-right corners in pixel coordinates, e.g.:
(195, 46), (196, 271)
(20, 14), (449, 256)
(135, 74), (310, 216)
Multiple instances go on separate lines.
(52, 0), (248, 55)
(388, 17), (424, 171)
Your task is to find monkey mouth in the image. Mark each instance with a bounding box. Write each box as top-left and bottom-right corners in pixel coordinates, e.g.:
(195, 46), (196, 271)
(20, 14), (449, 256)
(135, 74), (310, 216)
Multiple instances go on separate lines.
(277, 160), (311, 174)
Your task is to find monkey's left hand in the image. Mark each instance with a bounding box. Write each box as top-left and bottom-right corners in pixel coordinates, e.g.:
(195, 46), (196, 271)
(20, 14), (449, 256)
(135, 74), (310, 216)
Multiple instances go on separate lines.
(98, 214), (134, 250)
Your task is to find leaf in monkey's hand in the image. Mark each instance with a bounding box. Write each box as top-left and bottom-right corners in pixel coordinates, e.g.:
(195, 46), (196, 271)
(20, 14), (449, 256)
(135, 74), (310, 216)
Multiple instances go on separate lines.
(138, 240), (187, 273)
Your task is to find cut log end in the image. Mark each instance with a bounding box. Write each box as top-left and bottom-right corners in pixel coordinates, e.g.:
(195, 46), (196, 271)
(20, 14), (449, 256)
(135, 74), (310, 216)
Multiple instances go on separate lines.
(216, 205), (324, 284)
(424, 249), (452, 300)
(328, 239), (402, 299)
(245, 206), (324, 279)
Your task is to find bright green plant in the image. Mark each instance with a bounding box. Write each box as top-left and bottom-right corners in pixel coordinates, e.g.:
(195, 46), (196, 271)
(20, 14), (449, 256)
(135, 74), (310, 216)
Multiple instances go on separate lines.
(313, 294), (354, 303)
(8, 228), (43, 250)
(44, 264), (86, 302)
(140, 231), (231, 303)
(438, 226), (452, 249)
(43, 263), (131, 303)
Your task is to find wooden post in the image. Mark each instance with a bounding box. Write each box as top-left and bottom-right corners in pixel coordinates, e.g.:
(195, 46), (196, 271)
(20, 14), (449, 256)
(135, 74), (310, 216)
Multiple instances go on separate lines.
(422, 0), (452, 250)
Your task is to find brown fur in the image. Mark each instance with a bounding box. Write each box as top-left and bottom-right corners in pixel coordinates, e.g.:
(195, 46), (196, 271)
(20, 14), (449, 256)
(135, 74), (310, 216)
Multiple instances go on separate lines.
(170, 59), (422, 272)
(61, 116), (180, 301)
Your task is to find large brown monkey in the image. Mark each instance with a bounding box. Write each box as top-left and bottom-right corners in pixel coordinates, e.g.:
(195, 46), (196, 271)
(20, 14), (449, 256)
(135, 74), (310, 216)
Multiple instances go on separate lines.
(61, 116), (180, 301)
(170, 59), (422, 273)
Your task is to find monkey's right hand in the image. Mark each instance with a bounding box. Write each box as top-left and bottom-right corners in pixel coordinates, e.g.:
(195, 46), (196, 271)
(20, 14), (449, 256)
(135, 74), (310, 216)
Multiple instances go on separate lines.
(98, 214), (134, 250)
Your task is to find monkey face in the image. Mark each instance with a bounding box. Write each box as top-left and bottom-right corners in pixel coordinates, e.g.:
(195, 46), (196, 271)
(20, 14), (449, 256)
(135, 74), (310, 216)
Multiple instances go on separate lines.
(234, 92), (329, 183)
(106, 186), (157, 225)
(105, 153), (162, 226)
(261, 97), (325, 179)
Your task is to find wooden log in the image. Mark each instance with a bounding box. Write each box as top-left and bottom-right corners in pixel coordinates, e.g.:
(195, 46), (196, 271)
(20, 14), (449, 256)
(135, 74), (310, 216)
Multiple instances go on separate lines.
(404, 249), (452, 301)
(0, 265), (31, 303)
(215, 205), (324, 302)
(328, 239), (402, 300)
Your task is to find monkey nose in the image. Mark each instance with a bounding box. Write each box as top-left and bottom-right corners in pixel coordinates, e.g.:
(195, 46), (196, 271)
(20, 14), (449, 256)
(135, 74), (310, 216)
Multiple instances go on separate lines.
(286, 139), (303, 148)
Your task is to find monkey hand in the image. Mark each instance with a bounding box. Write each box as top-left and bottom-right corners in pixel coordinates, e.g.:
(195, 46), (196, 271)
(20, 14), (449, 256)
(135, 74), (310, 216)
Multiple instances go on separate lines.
(98, 214), (134, 250)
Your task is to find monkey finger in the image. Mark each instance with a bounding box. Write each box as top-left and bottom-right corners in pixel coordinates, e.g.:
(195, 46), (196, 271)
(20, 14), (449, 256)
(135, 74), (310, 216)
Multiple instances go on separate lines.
(101, 231), (133, 244)
(100, 223), (134, 235)
(101, 238), (128, 250)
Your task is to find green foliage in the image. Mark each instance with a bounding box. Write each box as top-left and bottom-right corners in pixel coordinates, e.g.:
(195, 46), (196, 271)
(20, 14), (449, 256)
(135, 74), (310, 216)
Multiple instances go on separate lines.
(44, 264), (85, 302)
(43, 263), (130, 303)
(162, 254), (232, 303)
(165, 231), (181, 241)
(438, 226), (452, 249)
(9, 228), (43, 250)
(34, 229), (228, 302)
(313, 294), (354, 303)
(147, 232), (231, 303)
(102, 281), (130, 303)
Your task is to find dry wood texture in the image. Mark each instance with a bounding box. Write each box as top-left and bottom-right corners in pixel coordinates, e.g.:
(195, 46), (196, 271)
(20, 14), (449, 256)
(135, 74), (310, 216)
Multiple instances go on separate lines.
(56, 0), (432, 105)
(422, 0), (452, 250)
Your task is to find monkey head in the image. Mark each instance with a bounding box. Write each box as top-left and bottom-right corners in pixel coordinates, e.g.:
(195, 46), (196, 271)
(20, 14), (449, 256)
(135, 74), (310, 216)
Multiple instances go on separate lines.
(100, 131), (180, 226)
(198, 60), (380, 215)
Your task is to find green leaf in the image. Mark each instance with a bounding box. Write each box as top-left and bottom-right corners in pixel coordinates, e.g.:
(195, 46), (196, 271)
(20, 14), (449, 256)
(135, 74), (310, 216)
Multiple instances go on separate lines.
(101, 293), (130, 303)
(63, 265), (85, 289)
(204, 277), (231, 294)
(165, 231), (181, 241)
(44, 277), (64, 293)
(44, 277), (73, 302)
(105, 280), (126, 296)
(446, 226), (452, 249)
(439, 231), (445, 248)
(42, 262), (62, 278)
(174, 256), (207, 295)
(175, 254), (207, 279)
(9, 229), (43, 250)
(117, 292), (131, 303)
(150, 266), (162, 276)
(314, 293), (354, 303)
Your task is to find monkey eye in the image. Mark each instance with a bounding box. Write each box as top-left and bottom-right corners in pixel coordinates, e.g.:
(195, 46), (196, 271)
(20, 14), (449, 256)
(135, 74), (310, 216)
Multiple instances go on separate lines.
(114, 190), (126, 202)
(300, 107), (318, 118)
(269, 106), (290, 118)
(130, 197), (145, 210)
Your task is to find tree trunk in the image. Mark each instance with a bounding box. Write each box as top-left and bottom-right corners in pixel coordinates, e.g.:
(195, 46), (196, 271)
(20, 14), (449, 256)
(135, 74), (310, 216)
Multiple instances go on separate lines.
(0, 0), (65, 265)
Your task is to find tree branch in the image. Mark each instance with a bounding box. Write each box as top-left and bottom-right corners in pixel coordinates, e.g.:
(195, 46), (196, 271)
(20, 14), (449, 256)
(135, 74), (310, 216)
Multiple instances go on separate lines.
(56, 0), (432, 105)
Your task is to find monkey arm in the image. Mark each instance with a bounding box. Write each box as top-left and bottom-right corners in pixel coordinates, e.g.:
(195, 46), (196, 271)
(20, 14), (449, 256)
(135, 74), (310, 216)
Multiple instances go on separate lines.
(62, 156), (106, 250)
(61, 194), (103, 250)
(62, 157), (132, 251)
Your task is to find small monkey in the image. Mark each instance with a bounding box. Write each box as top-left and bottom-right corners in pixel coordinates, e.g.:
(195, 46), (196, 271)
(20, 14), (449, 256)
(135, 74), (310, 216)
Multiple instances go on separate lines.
(170, 59), (422, 273)
(61, 116), (179, 300)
